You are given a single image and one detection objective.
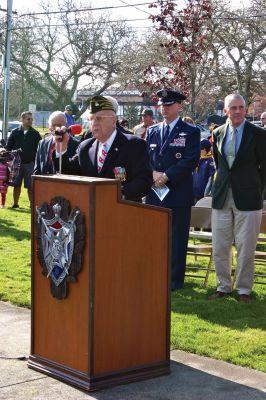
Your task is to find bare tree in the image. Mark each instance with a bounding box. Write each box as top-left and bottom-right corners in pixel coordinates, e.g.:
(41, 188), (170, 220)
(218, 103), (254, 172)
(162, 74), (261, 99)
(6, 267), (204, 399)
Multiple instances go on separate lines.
(130, 0), (265, 117)
(3, 0), (132, 114)
(211, 1), (266, 104)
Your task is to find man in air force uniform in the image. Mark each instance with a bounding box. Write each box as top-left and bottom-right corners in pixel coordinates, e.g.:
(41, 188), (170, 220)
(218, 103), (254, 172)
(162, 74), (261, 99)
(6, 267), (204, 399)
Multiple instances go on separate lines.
(146, 89), (200, 290)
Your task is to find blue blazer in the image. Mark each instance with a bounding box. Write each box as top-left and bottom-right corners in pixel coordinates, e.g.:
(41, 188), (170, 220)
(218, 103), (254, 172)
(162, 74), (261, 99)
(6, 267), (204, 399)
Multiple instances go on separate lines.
(146, 119), (200, 208)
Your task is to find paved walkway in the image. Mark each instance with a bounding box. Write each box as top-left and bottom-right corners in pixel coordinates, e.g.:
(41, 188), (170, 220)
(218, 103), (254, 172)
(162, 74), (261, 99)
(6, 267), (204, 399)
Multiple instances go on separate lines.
(0, 301), (265, 400)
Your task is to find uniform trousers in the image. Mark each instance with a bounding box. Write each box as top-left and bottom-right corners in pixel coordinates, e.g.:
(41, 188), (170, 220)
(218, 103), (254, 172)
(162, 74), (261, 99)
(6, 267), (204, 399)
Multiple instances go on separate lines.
(212, 189), (262, 295)
(171, 207), (191, 290)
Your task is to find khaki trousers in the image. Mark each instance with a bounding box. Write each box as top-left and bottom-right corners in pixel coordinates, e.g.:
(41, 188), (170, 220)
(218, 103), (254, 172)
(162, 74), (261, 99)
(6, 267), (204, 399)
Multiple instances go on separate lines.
(212, 189), (262, 295)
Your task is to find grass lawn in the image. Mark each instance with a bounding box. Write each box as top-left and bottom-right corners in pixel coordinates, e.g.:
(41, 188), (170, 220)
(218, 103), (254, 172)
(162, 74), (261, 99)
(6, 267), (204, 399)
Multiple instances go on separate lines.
(0, 188), (265, 372)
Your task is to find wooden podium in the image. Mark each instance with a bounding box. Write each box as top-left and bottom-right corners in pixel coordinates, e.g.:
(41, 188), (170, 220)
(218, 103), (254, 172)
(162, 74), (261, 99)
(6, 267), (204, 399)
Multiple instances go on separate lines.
(28, 175), (171, 391)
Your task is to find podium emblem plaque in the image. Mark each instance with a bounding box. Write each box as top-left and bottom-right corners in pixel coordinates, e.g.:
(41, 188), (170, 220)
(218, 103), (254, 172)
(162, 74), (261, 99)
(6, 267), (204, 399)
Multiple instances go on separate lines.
(36, 196), (85, 299)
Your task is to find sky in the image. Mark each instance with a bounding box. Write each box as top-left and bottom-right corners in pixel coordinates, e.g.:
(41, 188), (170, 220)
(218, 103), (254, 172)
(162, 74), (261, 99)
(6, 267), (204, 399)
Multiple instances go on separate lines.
(11, 0), (159, 28)
(11, 0), (251, 11)
(10, 0), (252, 29)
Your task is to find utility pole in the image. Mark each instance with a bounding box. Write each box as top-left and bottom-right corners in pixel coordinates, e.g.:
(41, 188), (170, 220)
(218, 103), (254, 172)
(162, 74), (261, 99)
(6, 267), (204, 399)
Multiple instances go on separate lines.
(2, 0), (13, 142)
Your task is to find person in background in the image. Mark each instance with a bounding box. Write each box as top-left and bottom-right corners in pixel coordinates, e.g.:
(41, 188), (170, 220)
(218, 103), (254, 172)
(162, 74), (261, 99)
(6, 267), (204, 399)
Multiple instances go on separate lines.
(53, 95), (153, 202)
(6, 111), (41, 208)
(183, 116), (195, 125)
(64, 105), (75, 127)
(0, 148), (9, 208)
(193, 139), (215, 203)
(260, 111), (266, 128)
(133, 109), (155, 139)
(120, 119), (130, 130)
(145, 89), (201, 290)
(33, 111), (79, 175)
(208, 123), (219, 140)
(208, 93), (266, 303)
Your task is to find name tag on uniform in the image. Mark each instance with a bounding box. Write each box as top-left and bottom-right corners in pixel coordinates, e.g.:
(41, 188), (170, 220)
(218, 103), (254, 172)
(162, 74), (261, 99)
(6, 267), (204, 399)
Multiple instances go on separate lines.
(150, 144), (157, 148)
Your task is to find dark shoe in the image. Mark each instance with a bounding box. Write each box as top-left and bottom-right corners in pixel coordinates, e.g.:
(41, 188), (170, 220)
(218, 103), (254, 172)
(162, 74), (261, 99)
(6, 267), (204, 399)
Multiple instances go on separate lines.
(208, 291), (230, 300)
(238, 294), (251, 303)
(11, 204), (19, 209)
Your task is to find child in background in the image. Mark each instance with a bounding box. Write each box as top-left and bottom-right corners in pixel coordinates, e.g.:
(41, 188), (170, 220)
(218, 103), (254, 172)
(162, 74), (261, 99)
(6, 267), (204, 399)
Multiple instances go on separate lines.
(0, 148), (9, 208)
(193, 139), (215, 204)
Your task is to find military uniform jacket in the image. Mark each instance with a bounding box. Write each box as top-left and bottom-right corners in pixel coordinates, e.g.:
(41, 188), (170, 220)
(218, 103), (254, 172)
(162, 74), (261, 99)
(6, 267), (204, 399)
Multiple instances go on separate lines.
(146, 119), (200, 208)
(212, 120), (266, 210)
(59, 128), (153, 202)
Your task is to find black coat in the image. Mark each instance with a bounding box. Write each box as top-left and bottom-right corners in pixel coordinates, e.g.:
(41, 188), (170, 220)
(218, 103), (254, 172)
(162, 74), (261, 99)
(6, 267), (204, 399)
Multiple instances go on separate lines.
(58, 128), (153, 202)
(6, 126), (41, 164)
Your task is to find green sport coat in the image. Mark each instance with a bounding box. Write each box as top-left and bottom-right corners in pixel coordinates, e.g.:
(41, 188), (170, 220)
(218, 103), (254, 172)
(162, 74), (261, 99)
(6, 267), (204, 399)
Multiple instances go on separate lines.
(212, 120), (266, 210)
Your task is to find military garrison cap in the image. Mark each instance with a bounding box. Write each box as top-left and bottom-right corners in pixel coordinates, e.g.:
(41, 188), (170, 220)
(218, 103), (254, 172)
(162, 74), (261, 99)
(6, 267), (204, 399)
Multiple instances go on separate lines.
(89, 95), (116, 113)
(157, 89), (186, 105)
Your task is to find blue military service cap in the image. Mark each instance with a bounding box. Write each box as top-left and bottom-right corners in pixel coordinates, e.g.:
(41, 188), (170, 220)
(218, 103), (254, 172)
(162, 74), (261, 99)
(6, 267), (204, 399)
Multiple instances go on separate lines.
(157, 89), (186, 105)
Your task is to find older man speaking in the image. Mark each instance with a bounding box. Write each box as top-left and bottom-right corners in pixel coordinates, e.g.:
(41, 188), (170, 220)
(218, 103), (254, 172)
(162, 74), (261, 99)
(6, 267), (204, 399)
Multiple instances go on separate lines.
(55, 96), (152, 202)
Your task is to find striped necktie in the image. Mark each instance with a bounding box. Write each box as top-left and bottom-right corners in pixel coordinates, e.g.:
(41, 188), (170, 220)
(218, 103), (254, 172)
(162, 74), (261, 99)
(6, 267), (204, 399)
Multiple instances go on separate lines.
(227, 127), (237, 168)
(98, 143), (108, 172)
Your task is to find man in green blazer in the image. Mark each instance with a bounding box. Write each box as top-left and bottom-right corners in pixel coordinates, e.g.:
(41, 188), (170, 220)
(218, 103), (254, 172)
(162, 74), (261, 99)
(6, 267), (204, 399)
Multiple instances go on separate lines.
(208, 93), (266, 303)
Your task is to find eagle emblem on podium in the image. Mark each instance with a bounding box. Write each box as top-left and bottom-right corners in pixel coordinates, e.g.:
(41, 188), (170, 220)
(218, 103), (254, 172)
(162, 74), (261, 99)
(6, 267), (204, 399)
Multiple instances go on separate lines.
(36, 196), (85, 299)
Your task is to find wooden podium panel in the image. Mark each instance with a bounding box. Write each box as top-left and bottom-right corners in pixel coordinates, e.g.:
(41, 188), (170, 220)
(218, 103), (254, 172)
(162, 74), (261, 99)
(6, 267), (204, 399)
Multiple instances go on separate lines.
(28, 175), (171, 391)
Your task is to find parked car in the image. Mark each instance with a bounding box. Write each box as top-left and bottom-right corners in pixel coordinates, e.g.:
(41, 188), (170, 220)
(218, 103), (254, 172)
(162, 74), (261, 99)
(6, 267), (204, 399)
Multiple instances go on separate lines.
(196, 123), (210, 139)
(251, 120), (262, 127)
(0, 120), (20, 140)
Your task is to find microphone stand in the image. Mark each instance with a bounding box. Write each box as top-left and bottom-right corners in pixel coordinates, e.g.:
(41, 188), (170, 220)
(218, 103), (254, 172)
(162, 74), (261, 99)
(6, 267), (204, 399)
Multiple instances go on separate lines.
(59, 141), (62, 175)
(58, 134), (63, 175)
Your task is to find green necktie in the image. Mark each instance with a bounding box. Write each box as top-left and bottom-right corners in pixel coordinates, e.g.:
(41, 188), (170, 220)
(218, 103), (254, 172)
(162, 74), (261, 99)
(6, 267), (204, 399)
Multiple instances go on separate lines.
(227, 127), (237, 168)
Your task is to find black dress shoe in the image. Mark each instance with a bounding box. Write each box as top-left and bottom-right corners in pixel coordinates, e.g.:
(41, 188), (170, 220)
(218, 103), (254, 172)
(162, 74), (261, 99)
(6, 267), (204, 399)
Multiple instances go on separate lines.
(11, 204), (19, 208)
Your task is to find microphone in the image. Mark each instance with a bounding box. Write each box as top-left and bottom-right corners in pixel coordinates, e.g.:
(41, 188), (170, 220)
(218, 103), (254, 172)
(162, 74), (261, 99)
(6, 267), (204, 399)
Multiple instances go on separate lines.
(54, 124), (82, 138)
(68, 124), (82, 135)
